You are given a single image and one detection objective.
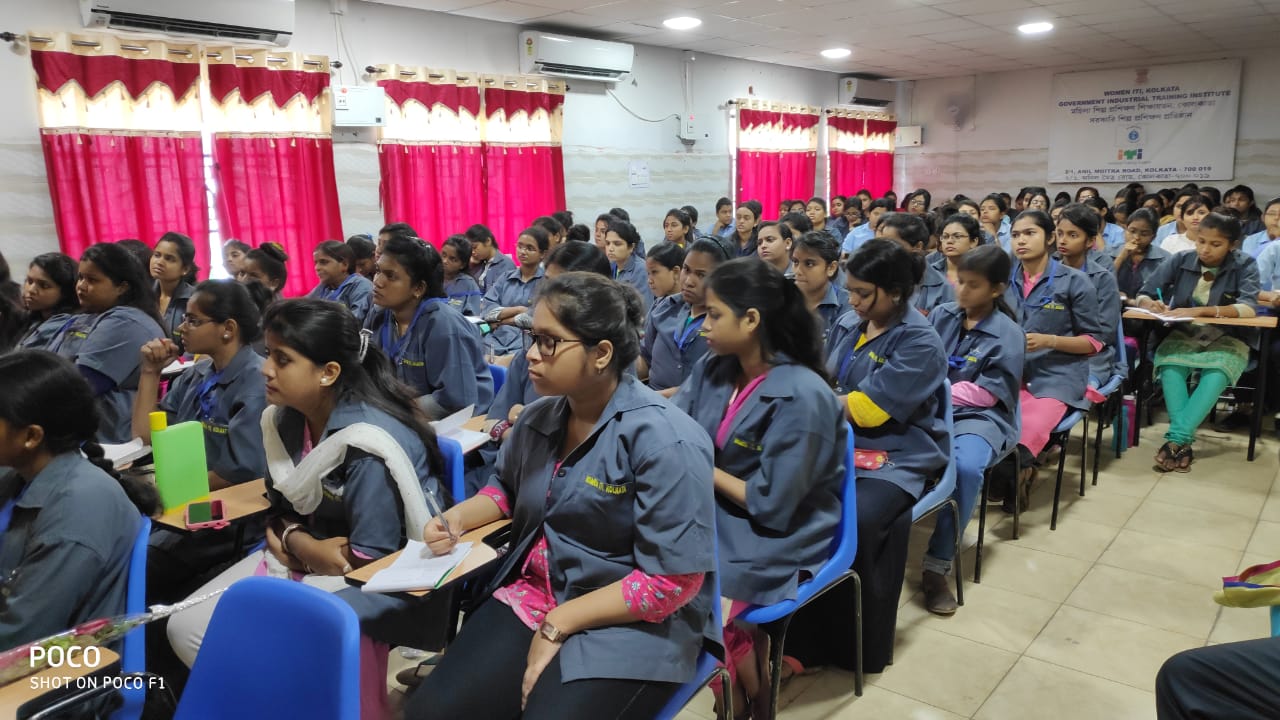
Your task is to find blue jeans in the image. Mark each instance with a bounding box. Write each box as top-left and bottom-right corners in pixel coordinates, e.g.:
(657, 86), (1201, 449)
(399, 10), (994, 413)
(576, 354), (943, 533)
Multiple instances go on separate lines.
(923, 434), (994, 576)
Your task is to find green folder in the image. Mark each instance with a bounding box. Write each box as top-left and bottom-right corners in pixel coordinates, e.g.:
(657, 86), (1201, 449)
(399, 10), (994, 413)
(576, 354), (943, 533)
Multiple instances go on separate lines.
(151, 415), (210, 511)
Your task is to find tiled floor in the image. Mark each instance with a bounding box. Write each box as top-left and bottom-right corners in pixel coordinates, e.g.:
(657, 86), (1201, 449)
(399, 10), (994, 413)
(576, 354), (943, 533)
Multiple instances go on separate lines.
(673, 418), (1279, 720)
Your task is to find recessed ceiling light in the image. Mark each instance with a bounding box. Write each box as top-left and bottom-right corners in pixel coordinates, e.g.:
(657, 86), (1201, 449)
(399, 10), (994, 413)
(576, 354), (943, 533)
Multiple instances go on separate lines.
(663, 16), (702, 30)
(821, 48), (852, 59)
(1018, 21), (1054, 34)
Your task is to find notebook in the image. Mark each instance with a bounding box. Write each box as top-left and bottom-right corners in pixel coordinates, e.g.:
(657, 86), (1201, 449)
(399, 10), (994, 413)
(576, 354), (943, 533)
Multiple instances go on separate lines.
(1126, 307), (1194, 323)
(429, 405), (490, 454)
(361, 540), (474, 593)
(102, 438), (152, 470)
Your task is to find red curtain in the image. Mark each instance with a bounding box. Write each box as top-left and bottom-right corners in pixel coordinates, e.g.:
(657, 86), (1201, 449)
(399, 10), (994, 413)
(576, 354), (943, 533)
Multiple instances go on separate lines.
(213, 136), (343, 298)
(829, 151), (867, 197)
(31, 50), (201, 100)
(864, 118), (898, 198)
(736, 107), (818, 220)
(378, 144), (485, 247)
(481, 86), (566, 256)
(40, 132), (210, 268)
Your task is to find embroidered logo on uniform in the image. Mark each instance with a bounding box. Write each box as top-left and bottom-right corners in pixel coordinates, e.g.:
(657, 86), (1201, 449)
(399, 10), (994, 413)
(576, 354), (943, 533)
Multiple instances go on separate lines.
(399, 359), (426, 367)
(201, 421), (229, 435)
(867, 350), (887, 364)
(732, 437), (763, 452)
(584, 475), (628, 495)
(1041, 302), (1066, 311)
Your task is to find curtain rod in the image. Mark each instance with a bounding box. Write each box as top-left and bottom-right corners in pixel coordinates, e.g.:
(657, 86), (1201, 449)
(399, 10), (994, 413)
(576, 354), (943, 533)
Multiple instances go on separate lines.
(363, 66), (563, 91)
(22, 34), (323, 66)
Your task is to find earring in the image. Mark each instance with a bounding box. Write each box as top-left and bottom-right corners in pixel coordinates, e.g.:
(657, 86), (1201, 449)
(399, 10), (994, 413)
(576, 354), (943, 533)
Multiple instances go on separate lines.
(223, 334), (231, 340)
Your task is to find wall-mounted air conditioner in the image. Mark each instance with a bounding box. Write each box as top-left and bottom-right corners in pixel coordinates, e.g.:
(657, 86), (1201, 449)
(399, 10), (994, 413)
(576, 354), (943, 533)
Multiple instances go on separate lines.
(519, 31), (633, 83)
(838, 77), (896, 108)
(80, 0), (295, 46)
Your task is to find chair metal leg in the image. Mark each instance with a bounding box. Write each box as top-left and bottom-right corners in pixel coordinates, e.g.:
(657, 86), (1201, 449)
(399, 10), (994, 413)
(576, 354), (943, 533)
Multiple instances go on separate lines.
(974, 471), (988, 584)
(1011, 448), (1022, 540)
(949, 498), (964, 606)
(1051, 432), (1067, 531)
(1079, 415), (1089, 498)
(1093, 400), (1105, 486)
(759, 617), (790, 720)
(716, 667), (733, 720)
(852, 572), (864, 697)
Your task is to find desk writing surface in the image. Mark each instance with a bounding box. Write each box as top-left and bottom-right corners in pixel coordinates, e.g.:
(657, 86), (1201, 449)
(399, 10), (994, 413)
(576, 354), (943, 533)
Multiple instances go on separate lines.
(346, 519), (511, 598)
(0, 648), (119, 718)
(1122, 310), (1278, 328)
(154, 478), (270, 531)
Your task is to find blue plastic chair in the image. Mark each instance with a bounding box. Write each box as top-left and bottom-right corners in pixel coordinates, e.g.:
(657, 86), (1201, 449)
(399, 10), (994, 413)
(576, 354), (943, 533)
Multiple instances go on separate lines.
(175, 577), (360, 720)
(1089, 321), (1130, 488)
(439, 435), (466, 503)
(909, 380), (963, 606)
(488, 363), (507, 396)
(108, 517), (151, 720)
(738, 423), (860, 720)
(655, 525), (731, 720)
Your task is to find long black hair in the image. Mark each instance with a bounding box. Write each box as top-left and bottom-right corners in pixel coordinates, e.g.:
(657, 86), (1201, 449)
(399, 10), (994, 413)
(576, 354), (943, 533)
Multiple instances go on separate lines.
(190, 280), (263, 346)
(262, 299), (444, 479)
(29, 252), (81, 317)
(156, 231), (199, 285)
(705, 257), (826, 382)
(81, 243), (164, 326)
(381, 236), (446, 299)
(536, 273), (644, 378)
(957, 245), (1017, 320)
(244, 243), (289, 293)
(0, 350), (158, 514)
(315, 240), (356, 275)
(846, 239), (923, 322)
(546, 241), (610, 276)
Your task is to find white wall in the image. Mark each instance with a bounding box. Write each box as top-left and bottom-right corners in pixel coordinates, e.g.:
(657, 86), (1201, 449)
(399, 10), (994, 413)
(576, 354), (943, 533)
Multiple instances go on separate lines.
(892, 49), (1280, 203)
(0, 0), (842, 274)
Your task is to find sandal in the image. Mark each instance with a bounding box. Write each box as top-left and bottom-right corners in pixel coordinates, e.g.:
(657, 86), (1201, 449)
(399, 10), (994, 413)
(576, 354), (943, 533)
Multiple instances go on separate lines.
(1172, 445), (1194, 473)
(1154, 442), (1177, 472)
(394, 656), (440, 687)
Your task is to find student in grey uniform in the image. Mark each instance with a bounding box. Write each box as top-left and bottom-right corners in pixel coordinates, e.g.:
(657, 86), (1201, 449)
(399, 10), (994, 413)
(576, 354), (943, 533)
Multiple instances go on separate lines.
(806, 239), (948, 674)
(441, 234), (484, 315)
(17, 252), (79, 350)
(878, 212), (955, 315)
(1006, 210), (1104, 501)
(466, 223), (516, 292)
(0, 350), (157, 648)
(236, 242), (289, 307)
(482, 226), (548, 356)
(307, 240), (374, 323)
(49, 243), (165, 444)
(673, 258), (845, 712)
(604, 219), (654, 311)
(791, 230), (850, 343)
(1113, 208), (1171, 301)
(921, 247), (1024, 615)
(643, 241), (685, 302)
(366, 236), (493, 420)
(405, 273), (718, 720)
(756, 221), (795, 278)
(731, 203), (761, 257)
(638, 238), (731, 395)
(167, 299), (448, 717)
(935, 213), (983, 288)
(131, 281), (270, 606)
(1055, 204), (1124, 389)
(149, 232), (198, 349)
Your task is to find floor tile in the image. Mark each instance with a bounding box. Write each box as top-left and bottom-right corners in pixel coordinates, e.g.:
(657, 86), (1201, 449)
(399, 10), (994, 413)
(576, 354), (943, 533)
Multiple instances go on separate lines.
(803, 684), (965, 720)
(1029, 487), (1145, 528)
(1099, 529), (1244, 589)
(970, 542), (1093, 603)
(1148, 473), (1269, 520)
(1246, 519), (1280, 557)
(1025, 606), (1203, 691)
(1125, 500), (1255, 551)
(1002, 514), (1121, 563)
(872, 626), (1018, 716)
(1065, 564), (1220, 639)
(974, 656), (1156, 720)
(1260, 489), (1280, 523)
(1095, 467), (1162, 499)
(777, 670), (861, 720)
(898, 581), (1060, 653)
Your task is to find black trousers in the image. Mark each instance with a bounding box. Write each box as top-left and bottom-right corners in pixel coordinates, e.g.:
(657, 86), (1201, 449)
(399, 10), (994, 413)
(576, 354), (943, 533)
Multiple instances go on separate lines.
(783, 476), (915, 674)
(1156, 636), (1280, 719)
(403, 600), (679, 720)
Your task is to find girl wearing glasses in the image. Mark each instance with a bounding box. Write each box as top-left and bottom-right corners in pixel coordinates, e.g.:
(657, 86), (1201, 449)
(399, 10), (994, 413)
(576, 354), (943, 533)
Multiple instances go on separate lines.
(365, 236), (493, 421)
(407, 273), (717, 720)
(47, 243), (165, 444)
(1004, 211), (1103, 506)
(934, 214), (982, 288)
(1135, 213), (1259, 472)
(1113, 208), (1170, 301)
(638, 237), (731, 394)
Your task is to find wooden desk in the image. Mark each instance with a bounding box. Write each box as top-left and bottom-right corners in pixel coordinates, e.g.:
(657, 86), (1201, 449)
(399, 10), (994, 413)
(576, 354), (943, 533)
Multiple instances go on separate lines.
(0, 648), (118, 719)
(1123, 311), (1277, 460)
(346, 519), (512, 598)
(154, 478), (271, 555)
(462, 415), (489, 433)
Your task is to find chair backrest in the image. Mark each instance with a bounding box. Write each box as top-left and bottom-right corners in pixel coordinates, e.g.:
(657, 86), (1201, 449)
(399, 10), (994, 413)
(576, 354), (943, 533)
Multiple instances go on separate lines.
(488, 363), (507, 395)
(940, 379), (956, 488)
(175, 577), (361, 720)
(111, 516), (151, 720)
(823, 423), (859, 575)
(1114, 318), (1129, 380)
(438, 435), (466, 504)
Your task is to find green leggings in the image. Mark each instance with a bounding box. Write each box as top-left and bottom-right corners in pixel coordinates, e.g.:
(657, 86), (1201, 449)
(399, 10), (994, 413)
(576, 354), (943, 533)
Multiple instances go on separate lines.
(1160, 366), (1233, 446)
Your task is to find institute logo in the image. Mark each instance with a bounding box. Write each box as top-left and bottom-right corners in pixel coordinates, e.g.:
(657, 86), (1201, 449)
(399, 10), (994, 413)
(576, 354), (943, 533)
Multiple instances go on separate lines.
(1116, 124), (1145, 161)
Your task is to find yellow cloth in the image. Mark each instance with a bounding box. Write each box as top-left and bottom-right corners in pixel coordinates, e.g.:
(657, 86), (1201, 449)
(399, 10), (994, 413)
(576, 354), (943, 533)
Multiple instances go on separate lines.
(847, 392), (891, 428)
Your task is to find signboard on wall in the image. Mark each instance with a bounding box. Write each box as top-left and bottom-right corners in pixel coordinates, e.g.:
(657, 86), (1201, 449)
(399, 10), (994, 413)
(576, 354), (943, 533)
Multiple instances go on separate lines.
(1048, 59), (1241, 183)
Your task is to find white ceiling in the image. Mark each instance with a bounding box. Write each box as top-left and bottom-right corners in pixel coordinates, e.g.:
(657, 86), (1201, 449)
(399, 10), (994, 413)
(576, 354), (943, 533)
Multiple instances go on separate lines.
(367, 0), (1280, 80)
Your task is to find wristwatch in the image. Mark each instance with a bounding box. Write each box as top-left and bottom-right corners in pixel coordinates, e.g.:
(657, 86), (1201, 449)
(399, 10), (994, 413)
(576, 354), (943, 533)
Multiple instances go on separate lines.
(539, 619), (566, 643)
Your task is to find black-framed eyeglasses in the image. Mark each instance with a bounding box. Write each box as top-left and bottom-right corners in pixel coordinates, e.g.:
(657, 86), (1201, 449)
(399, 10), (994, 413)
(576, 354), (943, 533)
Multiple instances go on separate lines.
(523, 330), (596, 357)
(181, 314), (212, 328)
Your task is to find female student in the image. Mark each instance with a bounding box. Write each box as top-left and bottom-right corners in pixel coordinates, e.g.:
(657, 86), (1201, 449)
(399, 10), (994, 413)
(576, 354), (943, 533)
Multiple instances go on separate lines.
(18, 252), (79, 350)
(1004, 211), (1103, 504)
(645, 241), (685, 301)
(980, 193), (1012, 250)
(404, 273), (717, 720)
(792, 231), (849, 342)
(1161, 197), (1210, 255)
(237, 242), (289, 303)
(151, 231), (199, 346)
(221, 239), (251, 278)
(466, 223), (516, 292)
(167, 299), (447, 716)
(1243, 196), (1280, 258)
(605, 220), (654, 309)
(0, 350), (157, 648)
(935, 213), (983, 287)
(879, 213), (955, 314)
(821, 239), (947, 674)
(663, 208), (694, 248)
(1135, 213), (1260, 472)
(441, 234), (484, 315)
(593, 213), (615, 251)
(673, 259), (845, 713)
(347, 234), (377, 280)
(1055, 205), (1123, 391)
(131, 281), (269, 602)
(639, 238), (730, 393)
(805, 197), (832, 237)
(707, 197), (735, 239)
(482, 226), (548, 356)
(920, 246), (1024, 615)
(756, 221), (794, 277)
(733, 203), (761, 257)
(49, 243), (165, 444)
(1113, 208), (1171, 301)
(308, 240), (374, 323)
(366, 236), (493, 420)
(828, 195), (849, 239)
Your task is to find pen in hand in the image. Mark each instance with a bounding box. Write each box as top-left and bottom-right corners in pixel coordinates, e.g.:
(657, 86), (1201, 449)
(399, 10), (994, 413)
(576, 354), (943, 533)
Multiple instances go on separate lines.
(423, 488), (459, 543)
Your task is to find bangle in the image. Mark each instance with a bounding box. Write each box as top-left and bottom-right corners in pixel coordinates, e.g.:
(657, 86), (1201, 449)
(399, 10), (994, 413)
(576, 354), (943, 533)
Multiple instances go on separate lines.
(1215, 306), (1223, 318)
(1051, 335), (1058, 349)
(489, 419), (512, 442)
(280, 523), (306, 556)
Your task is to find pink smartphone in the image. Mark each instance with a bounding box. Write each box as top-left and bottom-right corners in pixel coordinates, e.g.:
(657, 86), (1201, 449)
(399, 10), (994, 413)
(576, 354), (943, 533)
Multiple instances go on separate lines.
(184, 499), (229, 530)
